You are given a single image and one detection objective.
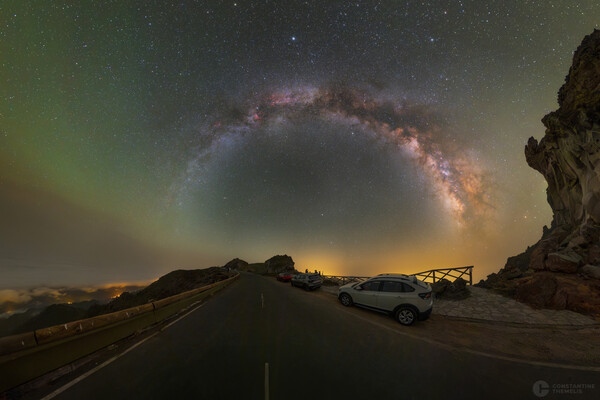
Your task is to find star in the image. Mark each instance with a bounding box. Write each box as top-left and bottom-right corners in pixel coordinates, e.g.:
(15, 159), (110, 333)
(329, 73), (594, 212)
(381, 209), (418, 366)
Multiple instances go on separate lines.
(1, 0), (598, 287)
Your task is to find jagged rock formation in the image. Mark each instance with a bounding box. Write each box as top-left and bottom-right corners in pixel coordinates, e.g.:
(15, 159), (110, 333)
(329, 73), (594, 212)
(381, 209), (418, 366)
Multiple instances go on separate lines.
(524, 29), (600, 274)
(479, 30), (600, 316)
(264, 254), (295, 274)
(223, 258), (249, 271)
(223, 255), (296, 274)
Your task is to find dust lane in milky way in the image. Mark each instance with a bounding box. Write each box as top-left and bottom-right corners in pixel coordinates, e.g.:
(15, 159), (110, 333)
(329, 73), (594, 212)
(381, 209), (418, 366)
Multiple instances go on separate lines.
(1, 1), (599, 287)
(177, 84), (491, 227)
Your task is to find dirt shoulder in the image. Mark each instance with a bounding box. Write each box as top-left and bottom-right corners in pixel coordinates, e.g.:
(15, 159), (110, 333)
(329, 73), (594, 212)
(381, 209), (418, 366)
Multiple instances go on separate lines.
(314, 288), (600, 368)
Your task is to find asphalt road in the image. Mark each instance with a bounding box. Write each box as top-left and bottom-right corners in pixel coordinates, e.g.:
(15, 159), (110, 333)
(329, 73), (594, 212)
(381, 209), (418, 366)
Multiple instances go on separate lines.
(49, 272), (598, 400)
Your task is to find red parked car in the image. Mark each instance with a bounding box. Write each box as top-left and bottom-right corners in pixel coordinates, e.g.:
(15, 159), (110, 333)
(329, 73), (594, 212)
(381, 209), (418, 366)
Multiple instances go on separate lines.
(277, 271), (293, 282)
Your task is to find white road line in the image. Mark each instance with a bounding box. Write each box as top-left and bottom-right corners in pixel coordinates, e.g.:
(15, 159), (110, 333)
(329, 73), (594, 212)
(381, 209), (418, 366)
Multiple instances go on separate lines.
(261, 293), (264, 309)
(41, 302), (205, 400)
(335, 305), (600, 372)
(264, 362), (269, 400)
(161, 303), (203, 331)
(40, 332), (159, 400)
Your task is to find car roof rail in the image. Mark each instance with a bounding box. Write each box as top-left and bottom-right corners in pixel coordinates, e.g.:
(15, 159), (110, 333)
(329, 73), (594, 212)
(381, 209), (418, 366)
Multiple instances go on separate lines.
(375, 273), (411, 279)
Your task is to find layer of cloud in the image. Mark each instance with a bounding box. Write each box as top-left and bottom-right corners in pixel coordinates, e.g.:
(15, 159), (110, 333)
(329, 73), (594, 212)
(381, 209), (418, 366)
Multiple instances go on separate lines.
(0, 283), (148, 317)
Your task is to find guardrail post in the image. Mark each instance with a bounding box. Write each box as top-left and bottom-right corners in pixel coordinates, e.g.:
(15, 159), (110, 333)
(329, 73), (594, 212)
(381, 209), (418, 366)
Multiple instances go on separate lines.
(432, 270), (436, 283)
(469, 266), (473, 285)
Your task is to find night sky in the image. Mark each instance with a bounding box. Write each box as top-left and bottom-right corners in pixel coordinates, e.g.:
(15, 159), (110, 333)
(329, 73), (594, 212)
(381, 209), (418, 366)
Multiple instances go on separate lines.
(1, 1), (600, 290)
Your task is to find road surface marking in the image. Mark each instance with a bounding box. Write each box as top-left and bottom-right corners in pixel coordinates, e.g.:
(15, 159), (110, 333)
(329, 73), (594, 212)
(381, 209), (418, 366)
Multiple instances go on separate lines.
(40, 332), (160, 400)
(261, 293), (264, 309)
(41, 302), (206, 400)
(264, 362), (269, 400)
(161, 303), (203, 331)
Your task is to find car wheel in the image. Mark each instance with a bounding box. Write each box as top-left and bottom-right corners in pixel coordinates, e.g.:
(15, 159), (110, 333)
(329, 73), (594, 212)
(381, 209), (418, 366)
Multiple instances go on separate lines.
(339, 293), (353, 307)
(395, 307), (416, 326)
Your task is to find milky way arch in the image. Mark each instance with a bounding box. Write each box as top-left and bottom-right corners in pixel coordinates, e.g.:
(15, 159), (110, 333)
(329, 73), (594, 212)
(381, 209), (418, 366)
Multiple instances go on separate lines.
(180, 84), (491, 227)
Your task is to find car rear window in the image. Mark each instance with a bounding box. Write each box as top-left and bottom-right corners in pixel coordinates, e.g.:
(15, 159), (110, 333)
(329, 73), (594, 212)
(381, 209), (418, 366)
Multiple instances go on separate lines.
(402, 283), (415, 292)
(380, 281), (404, 292)
(308, 275), (321, 281)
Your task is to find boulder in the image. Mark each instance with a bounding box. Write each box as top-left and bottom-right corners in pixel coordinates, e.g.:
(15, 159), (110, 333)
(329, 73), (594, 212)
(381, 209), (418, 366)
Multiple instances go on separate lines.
(452, 277), (467, 292)
(585, 245), (600, 265)
(432, 278), (470, 300)
(515, 272), (600, 315)
(223, 258), (249, 271)
(476, 272), (499, 288)
(264, 255), (295, 274)
(503, 268), (523, 280)
(504, 245), (533, 272)
(581, 264), (600, 279)
(545, 252), (581, 273)
(514, 273), (558, 308)
(528, 226), (572, 271)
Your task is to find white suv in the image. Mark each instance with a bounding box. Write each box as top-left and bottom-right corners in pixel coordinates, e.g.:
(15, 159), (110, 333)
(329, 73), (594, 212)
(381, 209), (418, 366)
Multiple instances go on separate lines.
(338, 274), (433, 326)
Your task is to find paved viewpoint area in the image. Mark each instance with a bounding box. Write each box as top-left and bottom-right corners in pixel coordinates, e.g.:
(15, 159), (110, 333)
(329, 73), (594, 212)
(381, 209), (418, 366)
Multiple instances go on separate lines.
(434, 286), (598, 326)
(37, 273), (598, 400)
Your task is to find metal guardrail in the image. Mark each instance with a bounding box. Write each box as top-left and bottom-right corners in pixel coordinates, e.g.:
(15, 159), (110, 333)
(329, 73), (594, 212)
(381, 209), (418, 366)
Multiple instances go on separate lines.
(0, 274), (239, 393)
(321, 275), (370, 285)
(412, 266), (473, 285)
(323, 266), (474, 286)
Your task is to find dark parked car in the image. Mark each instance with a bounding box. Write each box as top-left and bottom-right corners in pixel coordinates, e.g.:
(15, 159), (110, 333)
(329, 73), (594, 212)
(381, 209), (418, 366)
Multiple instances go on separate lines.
(291, 273), (323, 290)
(277, 271), (293, 282)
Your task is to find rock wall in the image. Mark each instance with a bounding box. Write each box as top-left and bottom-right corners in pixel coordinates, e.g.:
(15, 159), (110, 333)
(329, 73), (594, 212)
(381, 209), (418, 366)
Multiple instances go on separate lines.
(524, 29), (600, 275)
(223, 258), (250, 271)
(264, 254), (295, 274)
(479, 30), (600, 316)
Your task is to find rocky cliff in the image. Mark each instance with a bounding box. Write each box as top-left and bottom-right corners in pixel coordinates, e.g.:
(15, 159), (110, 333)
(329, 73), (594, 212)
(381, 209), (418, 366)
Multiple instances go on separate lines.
(264, 254), (295, 274)
(524, 29), (600, 275)
(223, 255), (297, 274)
(480, 30), (600, 316)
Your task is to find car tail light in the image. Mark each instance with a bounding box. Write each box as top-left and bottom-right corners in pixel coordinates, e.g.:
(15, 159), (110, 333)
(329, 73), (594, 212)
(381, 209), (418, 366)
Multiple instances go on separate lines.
(419, 292), (431, 299)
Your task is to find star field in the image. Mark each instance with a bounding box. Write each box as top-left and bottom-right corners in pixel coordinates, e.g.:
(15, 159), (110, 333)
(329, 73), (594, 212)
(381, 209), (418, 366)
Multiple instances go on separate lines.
(1, 1), (599, 287)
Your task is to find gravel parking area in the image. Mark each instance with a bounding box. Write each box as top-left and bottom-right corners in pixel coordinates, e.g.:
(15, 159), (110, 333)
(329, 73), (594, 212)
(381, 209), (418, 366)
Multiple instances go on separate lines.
(321, 285), (598, 327)
(433, 286), (598, 326)
(315, 284), (600, 367)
